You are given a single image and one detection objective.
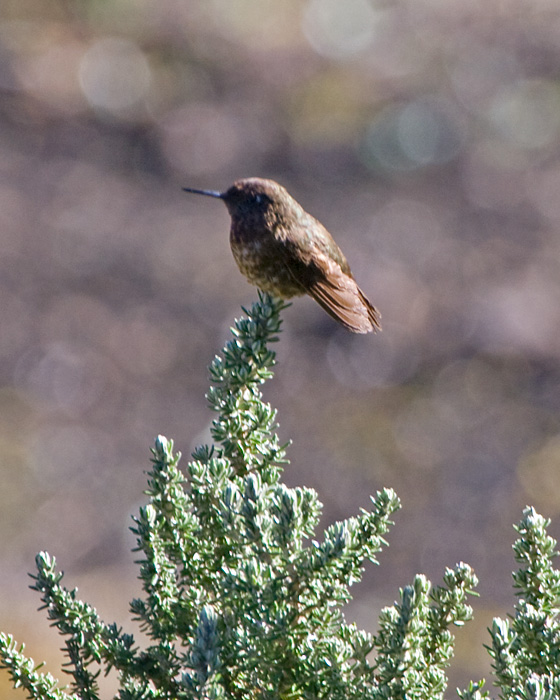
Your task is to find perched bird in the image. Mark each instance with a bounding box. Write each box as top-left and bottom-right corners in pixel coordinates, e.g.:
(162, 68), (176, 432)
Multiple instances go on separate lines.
(183, 178), (381, 333)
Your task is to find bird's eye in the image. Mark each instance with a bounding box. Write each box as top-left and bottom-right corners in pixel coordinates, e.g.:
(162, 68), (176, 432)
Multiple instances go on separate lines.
(254, 195), (262, 204)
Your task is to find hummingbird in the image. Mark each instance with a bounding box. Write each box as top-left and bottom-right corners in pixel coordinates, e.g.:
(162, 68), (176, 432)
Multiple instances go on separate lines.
(183, 178), (381, 333)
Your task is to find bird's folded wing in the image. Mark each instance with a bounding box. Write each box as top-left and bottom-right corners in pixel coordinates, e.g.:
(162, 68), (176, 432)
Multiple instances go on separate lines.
(305, 256), (381, 334)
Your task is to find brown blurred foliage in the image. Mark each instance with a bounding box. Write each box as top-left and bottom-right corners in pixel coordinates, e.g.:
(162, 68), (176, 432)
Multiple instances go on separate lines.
(2, 0), (560, 693)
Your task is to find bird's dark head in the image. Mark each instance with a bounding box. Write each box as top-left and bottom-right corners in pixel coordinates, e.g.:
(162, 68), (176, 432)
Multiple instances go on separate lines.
(183, 178), (300, 225)
(222, 177), (284, 217)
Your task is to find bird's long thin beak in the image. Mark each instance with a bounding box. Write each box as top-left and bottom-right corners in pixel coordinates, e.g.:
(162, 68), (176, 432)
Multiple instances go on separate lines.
(182, 187), (223, 199)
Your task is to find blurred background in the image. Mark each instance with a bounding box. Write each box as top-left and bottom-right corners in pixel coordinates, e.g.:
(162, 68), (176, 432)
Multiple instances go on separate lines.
(2, 0), (560, 695)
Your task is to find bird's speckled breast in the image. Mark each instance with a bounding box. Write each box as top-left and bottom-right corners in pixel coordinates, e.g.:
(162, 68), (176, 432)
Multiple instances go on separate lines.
(230, 236), (305, 298)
